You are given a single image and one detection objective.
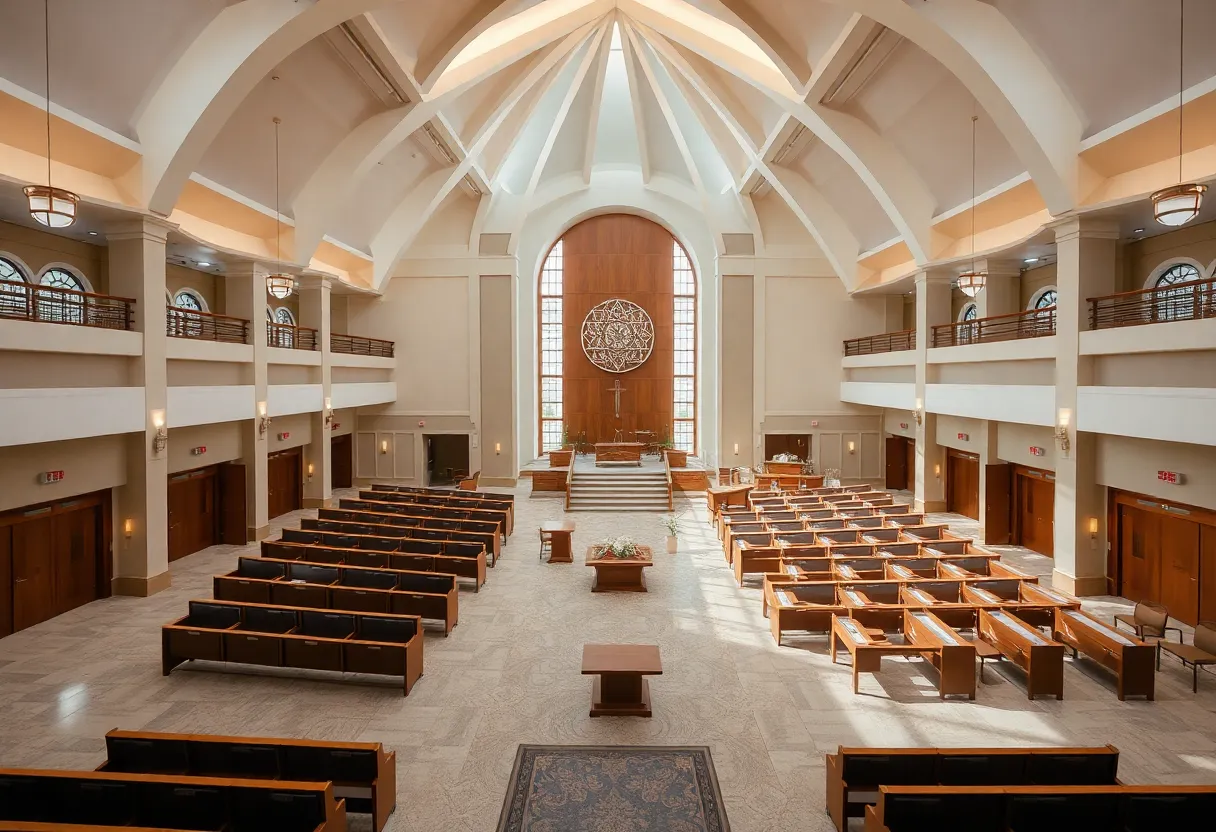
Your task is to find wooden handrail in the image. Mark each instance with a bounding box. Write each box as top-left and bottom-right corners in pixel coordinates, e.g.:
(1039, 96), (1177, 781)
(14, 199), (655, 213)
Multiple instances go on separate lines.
(842, 329), (915, 356)
(267, 321), (318, 350)
(331, 331), (395, 357)
(0, 278), (135, 330)
(165, 306), (249, 343)
(565, 456), (575, 511)
(932, 306), (1055, 347)
(664, 451), (673, 511)
(1089, 277), (1216, 330)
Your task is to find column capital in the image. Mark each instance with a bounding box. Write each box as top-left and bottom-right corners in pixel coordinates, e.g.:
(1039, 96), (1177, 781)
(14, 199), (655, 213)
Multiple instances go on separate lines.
(1049, 215), (1121, 244)
(105, 215), (178, 244)
(913, 267), (954, 286)
(978, 258), (1023, 279)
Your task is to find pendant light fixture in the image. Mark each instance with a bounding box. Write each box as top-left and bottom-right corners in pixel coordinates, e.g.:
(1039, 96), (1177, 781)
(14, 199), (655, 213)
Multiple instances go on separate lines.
(1152, 0), (1206, 227)
(266, 116), (296, 300)
(957, 112), (985, 298)
(24, 0), (78, 228)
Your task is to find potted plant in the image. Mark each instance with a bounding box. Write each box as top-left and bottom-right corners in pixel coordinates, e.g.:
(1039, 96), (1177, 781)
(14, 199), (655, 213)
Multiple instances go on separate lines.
(661, 514), (679, 553)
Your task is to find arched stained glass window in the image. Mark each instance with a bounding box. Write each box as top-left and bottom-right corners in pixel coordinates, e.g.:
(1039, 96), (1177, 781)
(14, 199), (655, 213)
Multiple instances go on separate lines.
(173, 291), (203, 311)
(1034, 289), (1057, 309)
(1156, 263), (1201, 288)
(38, 268), (86, 323)
(40, 268), (84, 292)
(0, 258), (27, 317)
(274, 306), (296, 325)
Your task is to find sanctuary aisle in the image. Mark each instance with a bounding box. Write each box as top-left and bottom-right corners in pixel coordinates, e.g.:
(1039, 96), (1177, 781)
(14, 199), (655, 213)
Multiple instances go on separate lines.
(0, 487), (1214, 831)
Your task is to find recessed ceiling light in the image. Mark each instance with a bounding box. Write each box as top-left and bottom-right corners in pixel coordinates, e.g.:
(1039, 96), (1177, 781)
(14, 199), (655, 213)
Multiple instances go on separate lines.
(196, 261), (211, 267)
(87, 230), (98, 236)
(1024, 257), (1039, 264)
(1133, 228), (1145, 233)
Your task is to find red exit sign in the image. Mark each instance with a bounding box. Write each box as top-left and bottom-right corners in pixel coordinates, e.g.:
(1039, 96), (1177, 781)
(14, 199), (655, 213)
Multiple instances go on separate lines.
(40, 470), (64, 484)
(1029, 446), (1046, 457)
(899, 422), (909, 430)
(1158, 470), (1183, 484)
(278, 432), (291, 441)
(957, 433), (969, 441)
(191, 446), (207, 456)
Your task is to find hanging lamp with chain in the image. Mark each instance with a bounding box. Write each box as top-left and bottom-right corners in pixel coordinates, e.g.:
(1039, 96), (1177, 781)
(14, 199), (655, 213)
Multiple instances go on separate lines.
(1152, 0), (1205, 227)
(957, 112), (986, 298)
(25, 0), (78, 228)
(266, 116), (296, 300)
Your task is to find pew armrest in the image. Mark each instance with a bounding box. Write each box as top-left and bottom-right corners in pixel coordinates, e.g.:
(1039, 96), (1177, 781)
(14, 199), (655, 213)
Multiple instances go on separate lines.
(373, 750), (397, 832)
(825, 751), (845, 832)
(863, 803), (890, 832)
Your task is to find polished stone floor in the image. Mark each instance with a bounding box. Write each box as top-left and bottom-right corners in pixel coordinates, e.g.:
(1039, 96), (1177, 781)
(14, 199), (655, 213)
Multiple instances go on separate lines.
(1, 486), (1215, 831)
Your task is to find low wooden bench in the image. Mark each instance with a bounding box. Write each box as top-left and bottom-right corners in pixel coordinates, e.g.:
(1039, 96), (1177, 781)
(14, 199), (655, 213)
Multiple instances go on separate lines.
(825, 744), (1120, 832)
(99, 729), (395, 832)
(1053, 607), (1155, 700)
(162, 599), (424, 695)
(267, 537), (486, 591)
(978, 607), (1065, 699)
(864, 784), (1214, 832)
(0, 768), (345, 831)
(215, 557), (459, 635)
(766, 582), (845, 643)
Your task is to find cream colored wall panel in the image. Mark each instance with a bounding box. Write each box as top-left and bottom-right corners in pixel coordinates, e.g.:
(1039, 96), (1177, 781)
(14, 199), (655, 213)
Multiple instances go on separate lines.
(480, 275), (515, 481)
(268, 383), (324, 417)
(330, 352), (395, 370)
(331, 382), (397, 409)
(840, 431), (862, 479)
(925, 384), (1055, 427)
(0, 353), (134, 389)
(269, 413), (313, 452)
(356, 431), (377, 479)
(721, 275), (754, 465)
(846, 366), (916, 384)
(0, 434), (127, 513)
(934, 360), (1055, 386)
(860, 432), (882, 479)
(268, 364), (318, 386)
(168, 422), (243, 473)
(935, 415), (984, 454)
(331, 366), (394, 384)
(329, 408), (355, 437)
(1093, 352), (1216, 389)
(1078, 386), (1216, 447)
(167, 360), (248, 387)
(928, 338), (1057, 365)
(841, 350), (916, 369)
(839, 381), (916, 411)
(392, 432), (417, 480)
(0, 319), (142, 356)
(884, 409), (916, 438)
(0, 387), (143, 447)
(165, 339), (252, 363)
(1096, 435), (1216, 511)
(267, 347), (322, 366)
(819, 432), (843, 474)
(167, 385), (255, 428)
(1081, 318), (1216, 356)
(996, 422), (1056, 470)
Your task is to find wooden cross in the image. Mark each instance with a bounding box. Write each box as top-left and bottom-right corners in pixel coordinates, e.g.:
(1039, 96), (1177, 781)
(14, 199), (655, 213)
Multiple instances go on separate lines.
(607, 378), (626, 419)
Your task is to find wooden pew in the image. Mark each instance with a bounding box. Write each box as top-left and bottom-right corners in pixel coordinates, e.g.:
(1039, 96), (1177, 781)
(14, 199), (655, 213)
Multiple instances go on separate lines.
(354, 492), (507, 539)
(977, 607), (1065, 699)
(765, 582), (845, 644)
(899, 585), (978, 629)
(824, 744), (1120, 832)
(0, 768), (346, 831)
(729, 530), (773, 565)
(262, 539), (486, 592)
(317, 507), (500, 564)
(864, 784), (1216, 832)
(1052, 608), (1156, 700)
(839, 584), (907, 632)
(162, 599), (425, 695)
(99, 729), (395, 832)
(903, 608), (977, 699)
(214, 557), (459, 635)
(830, 615), (923, 693)
(303, 515), (498, 567)
(733, 543), (784, 586)
(370, 482), (514, 535)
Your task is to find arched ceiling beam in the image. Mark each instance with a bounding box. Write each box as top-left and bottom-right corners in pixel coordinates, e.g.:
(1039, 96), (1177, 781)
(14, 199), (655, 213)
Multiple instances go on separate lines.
(370, 20), (597, 286)
(827, 0), (1083, 214)
(644, 29), (860, 285)
(631, 13), (935, 263)
(413, 0), (525, 93)
(581, 26), (614, 185)
(618, 20), (654, 185)
(697, 0), (811, 90)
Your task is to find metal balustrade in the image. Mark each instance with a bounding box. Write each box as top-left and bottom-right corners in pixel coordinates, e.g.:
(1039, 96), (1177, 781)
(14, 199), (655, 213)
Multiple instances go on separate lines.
(1089, 278), (1216, 330)
(330, 332), (395, 357)
(0, 278), (134, 330)
(932, 306), (1056, 347)
(842, 329), (915, 356)
(165, 306), (249, 343)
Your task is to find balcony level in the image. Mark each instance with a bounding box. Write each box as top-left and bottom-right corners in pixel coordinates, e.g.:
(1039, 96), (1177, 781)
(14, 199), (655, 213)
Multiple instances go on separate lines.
(0, 279), (141, 355)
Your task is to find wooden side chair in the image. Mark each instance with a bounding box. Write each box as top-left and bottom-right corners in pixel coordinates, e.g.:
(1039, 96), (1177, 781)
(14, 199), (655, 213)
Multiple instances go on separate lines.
(539, 527), (553, 561)
(458, 471), (481, 491)
(1114, 600), (1182, 641)
(1158, 622), (1216, 692)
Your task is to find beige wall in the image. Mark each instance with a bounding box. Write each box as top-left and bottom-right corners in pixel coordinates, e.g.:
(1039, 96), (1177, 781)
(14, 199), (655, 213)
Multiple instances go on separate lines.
(166, 360), (249, 387)
(884, 409), (916, 439)
(331, 366), (393, 384)
(1096, 434), (1216, 512)
(720, 275), (753, 464)
(935, 414), (983, 454)
(167, 422), (243, 474)
(0, 435), (127, 513)
(1020, 263), (1057, 309)
(996, 422), (1056, 470)
(480, 275), (514, 481)
(268, 413), (313, 452)
(1122, 218), (1216, 291)
(1093, 351), (1216, 388)
(329, 407), (354, 436)
(846, 366), (915, 384)
(331, 295), (350, 334)
(0, 219), (108, 294)
(166, 263), (221, 311)
(267, 364), (319, 385)
(0, 353), (135, 389)
(935, 359), (1055, 386)
(350, 276), (470, 414)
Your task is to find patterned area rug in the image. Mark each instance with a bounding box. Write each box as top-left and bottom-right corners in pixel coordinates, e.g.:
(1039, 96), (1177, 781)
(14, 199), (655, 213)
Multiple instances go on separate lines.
(497, 745), (730, 832)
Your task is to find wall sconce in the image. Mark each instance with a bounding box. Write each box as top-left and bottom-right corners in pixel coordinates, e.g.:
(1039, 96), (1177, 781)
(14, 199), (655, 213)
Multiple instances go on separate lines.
(151, 410), (168, 454)
(1055, 409), (1071, 455)
(380, 439), (389, 454)
(123, 518), (134, 539)
(847, 441), (856, 455)
(733, 443), (739, 455)
(913, 399), (924, 426)
(494, 442), (501, 455)
(257, 401), (271, 438)
(934, 463), (941, 478)
(324, 397), (334, 427)
(307, 462), (315, 479)
(1087, 517), (1099, 538)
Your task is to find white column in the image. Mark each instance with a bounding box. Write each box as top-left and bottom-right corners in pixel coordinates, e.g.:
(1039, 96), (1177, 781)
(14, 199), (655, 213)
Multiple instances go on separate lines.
(976, 259), (1022, 319)
(107, 217), (175, 595)
(228, 264), (271, 540)
(1052, 217), (1119, 595)
(913, 269), (952, 512)
(301, 280), (332, 507)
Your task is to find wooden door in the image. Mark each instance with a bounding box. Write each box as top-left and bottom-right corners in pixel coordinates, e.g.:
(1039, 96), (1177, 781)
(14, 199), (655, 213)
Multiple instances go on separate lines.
(11, 515), (55, 631)
(1158, 513), (1200, 625)
(331, 434), (353, 489)
(168, 467), (217, 562)
(52, 501), (99, 614)
(984, 463), (1012, 545)
(1120, 504), (1158, 604)
(219, 462), (248, 545)
(268, 449), (303, 520)
(885, 437), (908, 490)
(1013, 468), (1055, 557)
(906, 440), (915, 489)
(766, 434), (810, 461)
(0, 528), (11, 638)
(945, 451), (980, 520)
(1201, 526), (1216, 623)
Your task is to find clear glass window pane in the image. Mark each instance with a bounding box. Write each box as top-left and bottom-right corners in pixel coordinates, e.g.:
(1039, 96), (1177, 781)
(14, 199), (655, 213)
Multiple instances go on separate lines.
(673, 421), (694, 452)
(541, 241), (563, 296)
(174, 291), (202, 311)
(541, 420), (563, 452)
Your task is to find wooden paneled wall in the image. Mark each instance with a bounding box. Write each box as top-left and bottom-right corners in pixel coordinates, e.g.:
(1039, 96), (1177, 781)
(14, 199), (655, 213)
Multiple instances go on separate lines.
(559, 214), (675, 445)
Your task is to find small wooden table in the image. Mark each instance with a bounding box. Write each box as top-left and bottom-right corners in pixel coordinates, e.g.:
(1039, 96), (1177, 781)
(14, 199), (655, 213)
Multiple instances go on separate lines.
(581, 643), (662, 717)
(594, 442), (645, 466)
(586, 546), (653, 592)
(541, 520), (575, 563)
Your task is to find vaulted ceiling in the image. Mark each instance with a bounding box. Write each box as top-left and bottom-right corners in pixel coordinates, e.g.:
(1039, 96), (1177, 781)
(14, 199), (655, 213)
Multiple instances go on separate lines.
(0, 0), (1213, 290)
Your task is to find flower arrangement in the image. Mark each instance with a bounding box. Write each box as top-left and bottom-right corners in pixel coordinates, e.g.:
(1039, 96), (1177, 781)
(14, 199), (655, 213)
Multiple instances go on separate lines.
(597, 535), (639, 559)
(823, 467), (842, 487)
(661, 515), (679, 537)
(772, 452), (802, 463)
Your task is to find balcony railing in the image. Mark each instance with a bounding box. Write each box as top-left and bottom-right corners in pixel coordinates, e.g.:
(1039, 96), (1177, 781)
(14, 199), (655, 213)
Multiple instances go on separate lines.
(842, 329), (915, 356)
(0, 278), (134, 330)
(331, 332), (395, 357)
(1089, 278), (1216, 330)
(166, 306), (249, 343)
(267, 321), (318, 350)
(932, 306), (1056, 347)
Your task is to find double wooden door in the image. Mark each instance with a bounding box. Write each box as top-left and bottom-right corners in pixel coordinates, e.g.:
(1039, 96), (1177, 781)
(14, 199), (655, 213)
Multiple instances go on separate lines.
(946, 450), (980, 520)
(331, 434), (353, 489)
(168, 467), (217, 562)
(268, 448), (303, 520)
(1013, 466), (1055, 557)
(0, 491), (109, 637)
(885, 436), (913, 491)
(1116, 492), (1216, 625)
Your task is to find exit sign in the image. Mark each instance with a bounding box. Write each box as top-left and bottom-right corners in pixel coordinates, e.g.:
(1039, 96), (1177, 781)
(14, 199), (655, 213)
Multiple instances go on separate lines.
(957, 433), (969, 441)
(1029, 446), (1046, 457)
(278, 432), (291, 441)
(39, 470), (64, 484)
(331, 422), (341, 431)
(191, 446), (207, 456)
(1158, 470), (1183, 484)
(899, 422), (909, 430)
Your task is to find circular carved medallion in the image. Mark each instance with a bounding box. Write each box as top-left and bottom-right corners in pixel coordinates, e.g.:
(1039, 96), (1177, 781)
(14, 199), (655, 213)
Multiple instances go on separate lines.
(580, 298), (655, 373)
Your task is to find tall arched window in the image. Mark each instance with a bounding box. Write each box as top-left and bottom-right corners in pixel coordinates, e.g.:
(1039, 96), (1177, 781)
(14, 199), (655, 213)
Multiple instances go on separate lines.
(539, 240), (564, 452)
(960, 302), (977, 322)
(38, 267), (87, 323)
(173, 290), (203, 312)
(0, 257), (28, 316)
(1153, 263), (1205, 321)
(672, 241), (696, 453)
(1032, 288), (1058, 310)
(40, 268), (85, 292)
